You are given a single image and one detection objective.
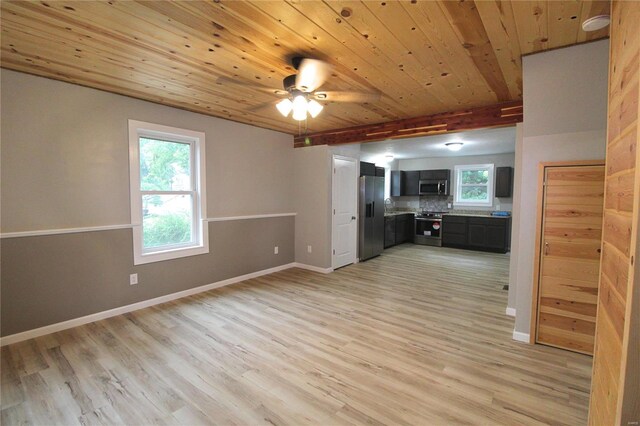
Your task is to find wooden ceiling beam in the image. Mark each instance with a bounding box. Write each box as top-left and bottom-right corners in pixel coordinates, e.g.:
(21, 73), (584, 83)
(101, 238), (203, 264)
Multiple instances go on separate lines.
(293, 100), (523, 147)
(439, 0), (511, 102)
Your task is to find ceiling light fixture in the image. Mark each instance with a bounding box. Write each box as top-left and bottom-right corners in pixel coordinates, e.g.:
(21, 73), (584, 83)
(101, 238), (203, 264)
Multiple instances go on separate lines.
(276, 92), (324, 121)
(582, 15), (610, 32)
(291, 95), (308, 121)
(276, 99), (293, 117)
(384, 153), (395, 162)
(307, 99), (324, 118)
(445, 142), (464, 152)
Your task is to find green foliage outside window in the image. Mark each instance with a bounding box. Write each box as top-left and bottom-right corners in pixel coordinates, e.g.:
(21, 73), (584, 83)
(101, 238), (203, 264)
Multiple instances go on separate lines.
(143, 213), (192, 248)
(461, 170), (489, 185)
(140, 138), (190, 191)
(461, 186), (488, 200)
(460, 169), (490, 201)
(140, 138), (193, 248)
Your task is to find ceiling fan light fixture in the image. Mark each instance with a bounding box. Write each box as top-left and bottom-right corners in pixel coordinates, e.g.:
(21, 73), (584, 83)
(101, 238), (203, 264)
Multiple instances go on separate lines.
(275, 98), (293, 117)
(582, 15), (610, 32)
(445, 142), (464, 151)
(307, 99), (324, 118)
(292, 95), (308, 121)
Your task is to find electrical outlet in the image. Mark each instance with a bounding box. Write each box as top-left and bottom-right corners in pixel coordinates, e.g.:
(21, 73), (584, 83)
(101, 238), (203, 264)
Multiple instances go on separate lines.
(274, 246), (279, 254)
(129, 273), (138, 285)
(307, 245), (312, 253)
(447, 202), (452, 209)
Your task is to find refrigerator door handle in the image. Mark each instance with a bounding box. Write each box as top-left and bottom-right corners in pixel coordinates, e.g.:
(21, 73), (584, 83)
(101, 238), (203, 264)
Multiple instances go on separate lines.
(372, 201), (375, 217)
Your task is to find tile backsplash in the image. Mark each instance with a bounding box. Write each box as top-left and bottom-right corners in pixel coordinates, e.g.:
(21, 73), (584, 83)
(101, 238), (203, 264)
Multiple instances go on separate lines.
(388, 195), (511, 214)
(388, 195), (450, 211)
(421, 196), (451, 212)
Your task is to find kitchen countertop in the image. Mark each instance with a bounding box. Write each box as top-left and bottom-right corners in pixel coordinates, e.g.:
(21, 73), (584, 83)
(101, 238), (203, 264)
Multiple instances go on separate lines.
(384, 210), (511, 218)
(384, 211), (415, 217)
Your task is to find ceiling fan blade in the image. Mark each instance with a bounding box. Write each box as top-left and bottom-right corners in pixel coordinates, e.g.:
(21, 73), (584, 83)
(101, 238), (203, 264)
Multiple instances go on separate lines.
(215, 76), (287, 96)
(312, 91), (381, 103)
(295, 59), (333, 93)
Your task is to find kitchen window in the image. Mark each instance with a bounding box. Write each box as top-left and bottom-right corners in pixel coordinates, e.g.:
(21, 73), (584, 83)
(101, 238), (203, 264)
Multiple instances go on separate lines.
(128, 120), (208, 265)
(454, 164), (494, 207)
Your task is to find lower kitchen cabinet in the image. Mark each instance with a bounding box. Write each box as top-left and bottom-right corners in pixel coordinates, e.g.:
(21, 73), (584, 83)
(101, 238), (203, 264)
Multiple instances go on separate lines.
(385, 214), (415, 248)
(442, 215), (511, 253)
(395, 214), (407, 244)
(384, 216), (396, 248)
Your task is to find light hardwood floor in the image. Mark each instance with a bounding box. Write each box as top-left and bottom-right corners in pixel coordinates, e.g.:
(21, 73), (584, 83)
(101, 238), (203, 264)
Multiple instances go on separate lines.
(1, 245), (592, 425)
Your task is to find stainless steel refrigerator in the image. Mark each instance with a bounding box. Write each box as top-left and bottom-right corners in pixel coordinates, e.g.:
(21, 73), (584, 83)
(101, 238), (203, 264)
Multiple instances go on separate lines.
(359, 173), (385, 261)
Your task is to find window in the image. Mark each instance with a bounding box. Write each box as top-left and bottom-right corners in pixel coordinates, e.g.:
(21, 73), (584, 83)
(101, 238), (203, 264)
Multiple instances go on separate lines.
(454, 164), (495, 207)
(128, 120), (208, 265)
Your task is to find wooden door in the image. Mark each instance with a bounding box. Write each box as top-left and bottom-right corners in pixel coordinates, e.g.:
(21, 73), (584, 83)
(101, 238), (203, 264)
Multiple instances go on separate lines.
(535, 165), (605, 354)
(332, 157), (357, 269)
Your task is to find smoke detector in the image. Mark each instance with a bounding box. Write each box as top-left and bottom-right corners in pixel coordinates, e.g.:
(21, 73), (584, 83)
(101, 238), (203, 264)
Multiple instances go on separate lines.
(582, 15), (610, 32)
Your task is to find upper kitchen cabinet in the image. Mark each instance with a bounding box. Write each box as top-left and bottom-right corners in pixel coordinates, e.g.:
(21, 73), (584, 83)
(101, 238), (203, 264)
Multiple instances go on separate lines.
(402, 171), (421, 196)
(391, 171), (403, 197)
(495, 167), (513, 197)
(391, 169), (451, 196)
(361, 162), (377, 177)
(420, 169), (450, 181)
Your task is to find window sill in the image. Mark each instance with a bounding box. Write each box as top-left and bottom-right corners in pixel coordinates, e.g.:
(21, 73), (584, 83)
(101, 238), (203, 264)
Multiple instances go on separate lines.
(133, 244), (209, 265)
(453, 202), (494, 208)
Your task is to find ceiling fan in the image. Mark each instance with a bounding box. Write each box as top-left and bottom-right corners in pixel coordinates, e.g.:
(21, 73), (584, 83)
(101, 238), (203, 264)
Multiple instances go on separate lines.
(218, 56), (381, 121)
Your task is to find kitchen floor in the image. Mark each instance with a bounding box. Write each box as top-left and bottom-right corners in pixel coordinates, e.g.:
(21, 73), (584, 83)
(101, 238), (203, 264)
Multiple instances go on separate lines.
(1, 245), (592, 425)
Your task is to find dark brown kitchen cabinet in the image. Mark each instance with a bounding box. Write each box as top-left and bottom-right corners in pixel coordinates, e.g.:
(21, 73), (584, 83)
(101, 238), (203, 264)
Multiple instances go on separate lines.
(385, 214), (414, 248)
(442, 215), (511, 253)
(406, 215), (415, 241)
(395, 214), (408, 244)
(402, 171), (420, 196)
(495, 167), (513, 198)
(391, 170), (403, 197)
(384, 216), (396, 248)
(420, 169), (450, 181)
(442, 215), (468, 247)
(360, 161), (376, 177)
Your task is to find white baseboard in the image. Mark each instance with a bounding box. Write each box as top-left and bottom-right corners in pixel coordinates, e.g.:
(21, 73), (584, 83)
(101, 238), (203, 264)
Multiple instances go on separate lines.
(512, 330), (531, 343)
(0, 262), (297, 347)
(505, 307), (516, 317)
(293, 262), (334, 274)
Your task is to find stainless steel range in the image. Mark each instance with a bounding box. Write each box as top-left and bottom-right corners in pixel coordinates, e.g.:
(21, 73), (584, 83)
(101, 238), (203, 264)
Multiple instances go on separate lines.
(414, 211), (445, 246)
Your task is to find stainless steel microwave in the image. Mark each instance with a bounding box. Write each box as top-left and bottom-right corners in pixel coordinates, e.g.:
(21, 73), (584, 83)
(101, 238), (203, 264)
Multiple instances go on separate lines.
(419, 179), (448, 195)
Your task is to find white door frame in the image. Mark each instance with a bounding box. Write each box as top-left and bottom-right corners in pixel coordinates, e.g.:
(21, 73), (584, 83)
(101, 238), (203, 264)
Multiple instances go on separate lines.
(331, 155), (359, 269)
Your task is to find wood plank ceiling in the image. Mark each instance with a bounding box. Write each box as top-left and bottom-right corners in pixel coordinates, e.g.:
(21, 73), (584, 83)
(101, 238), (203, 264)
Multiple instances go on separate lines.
(0, 0), (610, 135)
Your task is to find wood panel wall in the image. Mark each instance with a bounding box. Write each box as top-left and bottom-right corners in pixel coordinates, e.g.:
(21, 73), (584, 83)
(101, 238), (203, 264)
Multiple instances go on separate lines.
(588, 1), (640, 424)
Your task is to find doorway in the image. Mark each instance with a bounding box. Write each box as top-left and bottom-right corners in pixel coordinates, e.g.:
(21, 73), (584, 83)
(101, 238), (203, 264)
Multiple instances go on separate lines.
(332, 155), (358, 269)
(531, 161), (605, 354)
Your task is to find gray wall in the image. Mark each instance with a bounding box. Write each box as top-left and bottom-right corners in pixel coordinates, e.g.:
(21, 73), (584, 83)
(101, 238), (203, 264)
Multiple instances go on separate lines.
(1, 218), (294, 336)
(510, 40), (609, 335)
(1, 70), (294, 232)
(293, 145), (332, 269)
(507, 124), (524, 313)
(1, 70), (296, 336)
(395, 152), (516, 211)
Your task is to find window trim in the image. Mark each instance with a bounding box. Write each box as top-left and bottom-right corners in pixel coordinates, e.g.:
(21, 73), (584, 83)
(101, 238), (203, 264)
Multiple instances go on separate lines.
(453, 163), (495, 207)
(128, 120), (208, 265)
